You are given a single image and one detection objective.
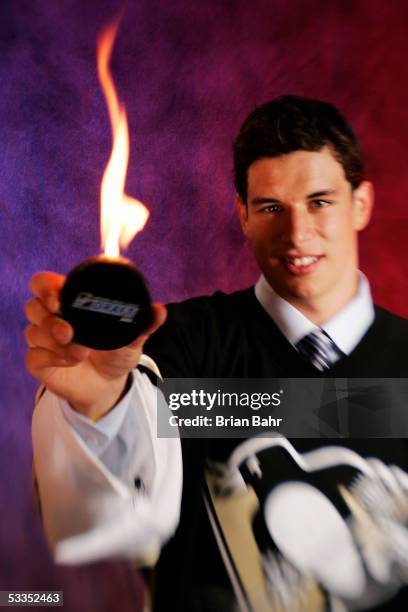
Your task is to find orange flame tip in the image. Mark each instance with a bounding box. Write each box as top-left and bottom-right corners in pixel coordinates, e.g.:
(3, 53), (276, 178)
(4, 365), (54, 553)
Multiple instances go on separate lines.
(97, 17), (149, 258)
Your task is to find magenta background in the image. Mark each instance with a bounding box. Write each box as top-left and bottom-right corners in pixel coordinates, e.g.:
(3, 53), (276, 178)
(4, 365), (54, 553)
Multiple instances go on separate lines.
(1, 0), (408, 608)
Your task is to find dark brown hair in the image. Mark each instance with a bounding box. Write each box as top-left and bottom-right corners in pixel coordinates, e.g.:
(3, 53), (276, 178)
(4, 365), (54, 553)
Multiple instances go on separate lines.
(233, 95), (364, 203)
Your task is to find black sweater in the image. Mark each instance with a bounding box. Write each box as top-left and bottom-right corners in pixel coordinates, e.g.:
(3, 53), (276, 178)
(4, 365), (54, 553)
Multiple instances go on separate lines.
(144, 287), (408, 611)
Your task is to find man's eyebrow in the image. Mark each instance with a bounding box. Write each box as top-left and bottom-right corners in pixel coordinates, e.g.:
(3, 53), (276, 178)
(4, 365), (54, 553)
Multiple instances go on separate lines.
(250, 197), (282, 205)
(306, 189), (338, 199)
(249, 190), (338, 205)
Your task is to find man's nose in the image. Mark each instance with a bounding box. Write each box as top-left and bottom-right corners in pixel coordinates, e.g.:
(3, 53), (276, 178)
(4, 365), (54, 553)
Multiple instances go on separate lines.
(281, 209), (314, 245)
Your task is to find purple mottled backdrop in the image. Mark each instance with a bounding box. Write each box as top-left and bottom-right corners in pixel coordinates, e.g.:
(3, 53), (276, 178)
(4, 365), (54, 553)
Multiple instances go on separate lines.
(1, 0), (408, 609)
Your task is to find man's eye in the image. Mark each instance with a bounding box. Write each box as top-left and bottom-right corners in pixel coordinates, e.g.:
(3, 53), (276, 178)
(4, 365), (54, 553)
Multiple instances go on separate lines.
(261, 204), (282, 213)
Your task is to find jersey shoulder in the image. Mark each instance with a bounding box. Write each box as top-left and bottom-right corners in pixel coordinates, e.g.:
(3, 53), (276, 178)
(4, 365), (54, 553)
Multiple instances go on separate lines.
(165, 286), (255, 324)
(374, 305), (408, 336)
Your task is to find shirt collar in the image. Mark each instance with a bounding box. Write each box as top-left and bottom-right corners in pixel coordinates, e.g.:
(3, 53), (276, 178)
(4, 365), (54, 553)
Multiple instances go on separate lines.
(254, 273), (375, 355)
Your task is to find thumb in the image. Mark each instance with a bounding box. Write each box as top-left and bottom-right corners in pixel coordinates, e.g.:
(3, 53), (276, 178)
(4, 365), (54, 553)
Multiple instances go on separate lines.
(128, 303), (167, 349)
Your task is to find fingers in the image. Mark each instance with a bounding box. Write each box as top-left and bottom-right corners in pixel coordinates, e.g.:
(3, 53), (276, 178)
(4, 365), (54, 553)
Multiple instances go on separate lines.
(128, 304), (167, 348)
(26, 272), (75, 345)
(24, 324), (89, 361)
(25, 298), (74, 344)
(148, 304), (167, 335)
(25, 271), (89, 379)
(24, 297), (50, 327)
(30, 271), (66, 313)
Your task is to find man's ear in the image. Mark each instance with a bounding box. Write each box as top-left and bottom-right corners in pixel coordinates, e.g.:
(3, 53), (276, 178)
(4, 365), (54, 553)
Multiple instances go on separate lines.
(352, 180), (374, 231)
(235, 195), (250, 237)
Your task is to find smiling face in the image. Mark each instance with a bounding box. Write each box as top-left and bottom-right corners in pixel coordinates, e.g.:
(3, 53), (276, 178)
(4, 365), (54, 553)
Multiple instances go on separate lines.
(237, 147), (373, 322)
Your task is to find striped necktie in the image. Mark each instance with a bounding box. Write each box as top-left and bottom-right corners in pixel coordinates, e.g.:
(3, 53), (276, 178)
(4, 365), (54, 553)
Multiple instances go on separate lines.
(296, 329), (344, 371)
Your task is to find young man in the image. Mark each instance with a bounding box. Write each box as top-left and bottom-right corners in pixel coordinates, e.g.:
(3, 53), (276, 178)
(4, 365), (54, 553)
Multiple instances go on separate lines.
(26, 96), (408, 611)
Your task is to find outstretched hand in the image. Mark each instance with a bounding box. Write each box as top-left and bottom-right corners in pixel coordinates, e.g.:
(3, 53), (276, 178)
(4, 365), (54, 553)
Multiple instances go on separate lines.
(24, 271), (167, 420)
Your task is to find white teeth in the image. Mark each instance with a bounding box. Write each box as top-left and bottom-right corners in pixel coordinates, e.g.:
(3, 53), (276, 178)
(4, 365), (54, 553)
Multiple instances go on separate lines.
(288, 256), (318, 267)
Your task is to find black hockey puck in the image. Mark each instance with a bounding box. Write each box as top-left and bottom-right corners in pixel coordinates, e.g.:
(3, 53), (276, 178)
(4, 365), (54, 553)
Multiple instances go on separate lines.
(60, 256), (152, 350)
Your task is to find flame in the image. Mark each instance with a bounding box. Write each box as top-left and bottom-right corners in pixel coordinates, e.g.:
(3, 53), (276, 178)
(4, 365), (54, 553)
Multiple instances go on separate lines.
(97, 18), (149, 258)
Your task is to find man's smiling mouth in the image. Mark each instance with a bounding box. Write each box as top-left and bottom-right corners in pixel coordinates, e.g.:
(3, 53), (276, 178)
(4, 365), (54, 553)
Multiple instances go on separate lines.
(280, 255), (324, 275)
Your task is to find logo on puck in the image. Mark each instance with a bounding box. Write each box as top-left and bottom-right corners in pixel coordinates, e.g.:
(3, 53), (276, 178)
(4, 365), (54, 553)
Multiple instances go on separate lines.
(72, 292), (139, 323)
